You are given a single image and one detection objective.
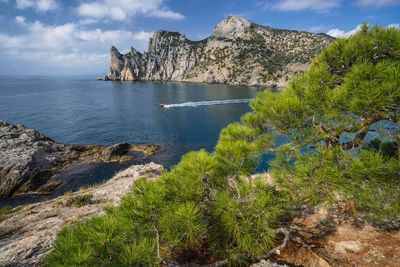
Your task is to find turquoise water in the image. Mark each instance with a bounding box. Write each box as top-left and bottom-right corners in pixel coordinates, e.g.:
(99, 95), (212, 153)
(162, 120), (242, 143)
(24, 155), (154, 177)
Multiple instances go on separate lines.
(0, 76), (266, 163)
(0, 76), (270, 205)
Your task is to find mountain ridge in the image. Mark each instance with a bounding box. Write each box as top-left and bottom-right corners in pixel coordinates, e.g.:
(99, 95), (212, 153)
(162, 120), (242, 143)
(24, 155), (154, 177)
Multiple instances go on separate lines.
(101, 15), (335, 87)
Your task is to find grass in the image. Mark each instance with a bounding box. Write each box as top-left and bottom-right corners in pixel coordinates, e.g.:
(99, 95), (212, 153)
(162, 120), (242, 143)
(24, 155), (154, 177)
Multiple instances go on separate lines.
(0, 205), (13, 216)
(65, 194), (93, 207)
(0, 206), (14, 223)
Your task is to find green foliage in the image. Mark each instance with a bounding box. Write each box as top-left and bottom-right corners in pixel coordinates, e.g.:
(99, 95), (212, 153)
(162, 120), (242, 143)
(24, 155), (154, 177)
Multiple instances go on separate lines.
(214, 123), (259, 178)
(363, 138), (399, 159)
(249, 34), (266, 46)
(245, 24), (400, 150)
(0, 206), (12, 215)
(66, 194), (93, 207)
(213, 177), (290, 257)
(257, 25), (400, 226)
(271, 148), (400, 225)
(0, 206), (13, 222)
(47, 148), (289, 265)
(47, 24), (400, 265)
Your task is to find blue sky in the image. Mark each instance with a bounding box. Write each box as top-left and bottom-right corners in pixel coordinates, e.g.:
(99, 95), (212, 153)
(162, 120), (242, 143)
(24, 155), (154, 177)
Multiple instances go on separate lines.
(0, 0), (399, 75)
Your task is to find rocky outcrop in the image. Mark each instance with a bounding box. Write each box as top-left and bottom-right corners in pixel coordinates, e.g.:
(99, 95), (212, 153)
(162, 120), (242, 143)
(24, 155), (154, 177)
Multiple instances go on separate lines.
(101, 15), (335, 87)
(0, 162), (163, 267)
(0, 120), (158, 198)
(269, 204), (400, 267)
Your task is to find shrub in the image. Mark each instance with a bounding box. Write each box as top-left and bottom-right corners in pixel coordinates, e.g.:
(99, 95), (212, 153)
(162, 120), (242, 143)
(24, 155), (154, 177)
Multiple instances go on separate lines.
(66, 194), (93, 207)
(0, 206), (12, 215)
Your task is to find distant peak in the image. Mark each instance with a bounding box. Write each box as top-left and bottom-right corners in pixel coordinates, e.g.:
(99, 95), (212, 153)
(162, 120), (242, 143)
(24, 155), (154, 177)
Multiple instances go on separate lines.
(110, 46), (121, 55)
(212, 14), (252, 39)
(153, 30), (184, 37)
(226, 14), (249, 23)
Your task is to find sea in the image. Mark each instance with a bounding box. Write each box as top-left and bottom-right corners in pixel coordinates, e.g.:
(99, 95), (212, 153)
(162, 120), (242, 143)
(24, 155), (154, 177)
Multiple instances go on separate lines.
(0, 76), (274, 207)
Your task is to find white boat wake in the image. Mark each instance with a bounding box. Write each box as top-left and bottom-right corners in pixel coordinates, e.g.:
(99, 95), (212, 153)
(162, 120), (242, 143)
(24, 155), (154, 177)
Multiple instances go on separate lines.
(163, 98), (252, 108)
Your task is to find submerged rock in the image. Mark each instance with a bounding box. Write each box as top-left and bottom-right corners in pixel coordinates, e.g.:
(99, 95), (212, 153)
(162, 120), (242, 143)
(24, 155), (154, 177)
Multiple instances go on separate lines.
(0, 162), (163, 267)
(100, 142), (131, 161)
(0, 120), (158, 198)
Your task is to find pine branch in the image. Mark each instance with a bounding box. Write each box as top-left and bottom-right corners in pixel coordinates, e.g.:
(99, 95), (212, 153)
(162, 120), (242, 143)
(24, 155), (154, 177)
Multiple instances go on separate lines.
(203, 228), (291, 267)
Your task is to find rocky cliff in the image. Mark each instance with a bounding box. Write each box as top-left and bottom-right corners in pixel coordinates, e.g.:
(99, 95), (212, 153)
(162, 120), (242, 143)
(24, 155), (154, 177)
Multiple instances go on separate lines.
(101, 15), (335, 87)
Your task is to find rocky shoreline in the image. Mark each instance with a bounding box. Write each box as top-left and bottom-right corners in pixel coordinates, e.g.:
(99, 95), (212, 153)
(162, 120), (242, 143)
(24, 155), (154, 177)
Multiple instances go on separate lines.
(0, 120), (158, 198)
(1, 122), (399, 266)
(0, 162), (164, 266)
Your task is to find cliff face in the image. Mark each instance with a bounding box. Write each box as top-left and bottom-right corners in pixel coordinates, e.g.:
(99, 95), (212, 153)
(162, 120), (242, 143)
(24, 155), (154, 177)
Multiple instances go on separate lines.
(103, 15), (335, 87)
(106, 31), (204, 82)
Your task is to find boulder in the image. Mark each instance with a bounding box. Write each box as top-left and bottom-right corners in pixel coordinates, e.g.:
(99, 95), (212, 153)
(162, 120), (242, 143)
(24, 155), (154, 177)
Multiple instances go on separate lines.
(100, 142), (131, 161)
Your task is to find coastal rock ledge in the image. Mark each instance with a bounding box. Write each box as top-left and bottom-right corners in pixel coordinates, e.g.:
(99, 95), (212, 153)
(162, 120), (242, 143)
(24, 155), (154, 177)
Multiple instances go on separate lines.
(0, 162), (164, 266)
(0, 120), (158, 198)
(100, 15), (334, 87)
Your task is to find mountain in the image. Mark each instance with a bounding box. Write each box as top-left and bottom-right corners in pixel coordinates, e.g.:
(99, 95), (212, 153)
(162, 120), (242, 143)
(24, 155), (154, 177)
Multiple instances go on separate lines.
(101, 15), (335, 87)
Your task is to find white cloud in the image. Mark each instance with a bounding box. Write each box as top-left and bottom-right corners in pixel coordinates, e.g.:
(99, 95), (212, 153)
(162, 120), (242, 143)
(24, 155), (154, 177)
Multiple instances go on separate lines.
(149, 9), (185, 19)
(326, 25), (362, 38)
(15, 0), (58, 12)
(132, 31), (154, 41)
(0, 16), (153, 74)
(15, 15), (25, 23)
(78, 18), (99, 26)
(266, 0), (342, 12)
(355, 0), (400, 7)
(77, 0), (184, 21)
(388, 23), (400, 29)
(326, 23), (399, 38)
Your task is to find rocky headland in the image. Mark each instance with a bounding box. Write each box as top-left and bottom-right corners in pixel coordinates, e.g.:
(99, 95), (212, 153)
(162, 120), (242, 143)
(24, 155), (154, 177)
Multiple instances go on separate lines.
(0, 120), (158, 198)
(100, 15), (334, 87)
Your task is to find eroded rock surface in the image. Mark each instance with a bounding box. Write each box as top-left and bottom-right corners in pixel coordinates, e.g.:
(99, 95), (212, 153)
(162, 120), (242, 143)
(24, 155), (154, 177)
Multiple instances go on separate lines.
(271, 204), (400, 267)
(250, 260), (288, 267)
(101, 15), (334, 87)
(0, 162), (163, 267)
(0, 120), (158, 198)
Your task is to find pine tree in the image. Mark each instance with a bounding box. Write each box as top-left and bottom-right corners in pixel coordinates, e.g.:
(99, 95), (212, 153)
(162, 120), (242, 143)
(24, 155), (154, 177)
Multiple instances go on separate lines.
(46, 24), (400, 265)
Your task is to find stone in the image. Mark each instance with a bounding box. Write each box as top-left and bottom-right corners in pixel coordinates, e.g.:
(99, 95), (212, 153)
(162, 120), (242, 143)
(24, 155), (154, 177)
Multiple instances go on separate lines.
(305, 257), (331, 267)
(0, 120), (158, 198)
(250, 259), (289, 267)
(211, 15), (252, 39)
(102, 15), (334, 87)
(331, 240), (362, 254)
(100, 142), (131, 161)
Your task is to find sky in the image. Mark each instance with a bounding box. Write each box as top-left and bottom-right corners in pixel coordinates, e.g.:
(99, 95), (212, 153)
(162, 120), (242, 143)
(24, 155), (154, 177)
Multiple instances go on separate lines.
(0, 0), (399, 76)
